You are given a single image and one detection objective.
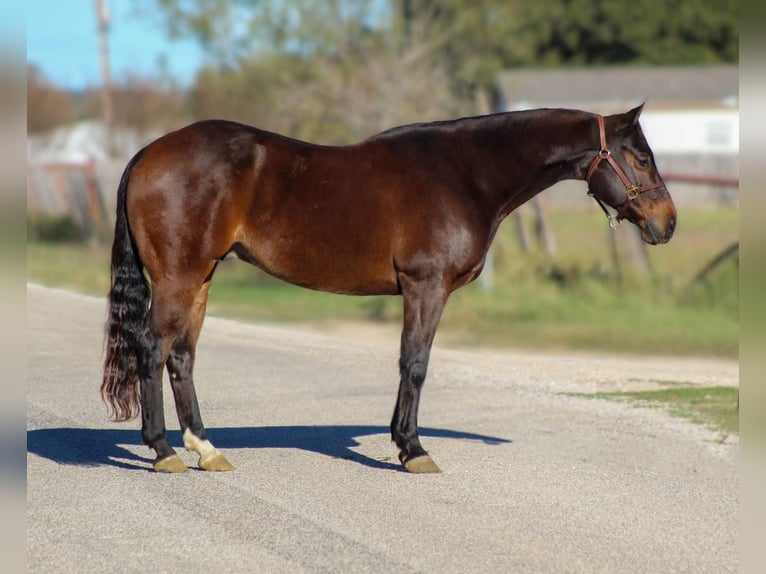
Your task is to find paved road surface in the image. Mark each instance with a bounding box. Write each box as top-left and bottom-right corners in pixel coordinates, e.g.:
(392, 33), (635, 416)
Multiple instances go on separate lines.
(27, 284), (738, 573)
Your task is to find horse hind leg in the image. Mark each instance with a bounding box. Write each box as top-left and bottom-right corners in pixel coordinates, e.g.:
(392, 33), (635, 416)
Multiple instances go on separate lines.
(137, 280), (195, 473)
(140, 274), (220, 473)
(166, 279), (234, 472)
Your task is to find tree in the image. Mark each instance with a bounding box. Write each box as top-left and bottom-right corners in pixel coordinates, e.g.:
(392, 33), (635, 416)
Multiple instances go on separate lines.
(171, 0), (464, 142)
(146, 0), (737, 120)
(81, 75), (188, 134)
(27, 65), (76, 134)
(511, 0), (738, 66)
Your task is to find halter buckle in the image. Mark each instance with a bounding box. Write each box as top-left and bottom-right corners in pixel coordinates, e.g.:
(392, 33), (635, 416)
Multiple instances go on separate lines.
(599, 149), (610, 159)
(626, 186), (639, 199)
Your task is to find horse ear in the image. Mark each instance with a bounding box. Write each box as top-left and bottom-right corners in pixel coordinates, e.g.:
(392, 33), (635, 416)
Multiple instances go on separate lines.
(619, 103), (645, 130)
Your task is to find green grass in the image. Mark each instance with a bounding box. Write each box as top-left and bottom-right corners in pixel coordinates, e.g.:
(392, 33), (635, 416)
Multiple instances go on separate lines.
(26, 207), (738, 357)
(28, 240), (113, 295)
(567, 384), (739, 436)
(442, 287), (737, 356)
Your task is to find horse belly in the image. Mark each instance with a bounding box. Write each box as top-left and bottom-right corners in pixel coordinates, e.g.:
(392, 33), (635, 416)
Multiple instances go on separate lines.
(234, 224), (400, 296)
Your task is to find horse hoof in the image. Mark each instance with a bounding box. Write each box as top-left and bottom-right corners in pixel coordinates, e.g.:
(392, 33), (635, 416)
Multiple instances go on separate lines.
(404, 455), (442, 474)
(199, 453), (235, 472)
(154, 454), (188, 473)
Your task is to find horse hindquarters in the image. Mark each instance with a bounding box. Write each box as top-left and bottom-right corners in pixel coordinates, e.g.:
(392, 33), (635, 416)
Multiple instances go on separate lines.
(103, 143), (235, 472)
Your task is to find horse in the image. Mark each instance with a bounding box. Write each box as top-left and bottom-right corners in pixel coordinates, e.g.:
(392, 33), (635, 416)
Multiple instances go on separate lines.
(101, 104), (676, 474)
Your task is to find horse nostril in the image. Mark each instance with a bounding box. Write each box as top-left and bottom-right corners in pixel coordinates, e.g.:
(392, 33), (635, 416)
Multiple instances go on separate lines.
(645, 220), (660, 245)
(666, 216), (676, 238)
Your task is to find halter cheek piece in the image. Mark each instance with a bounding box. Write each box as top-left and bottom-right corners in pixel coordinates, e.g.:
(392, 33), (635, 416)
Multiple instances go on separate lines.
(585, 115), (666, 229)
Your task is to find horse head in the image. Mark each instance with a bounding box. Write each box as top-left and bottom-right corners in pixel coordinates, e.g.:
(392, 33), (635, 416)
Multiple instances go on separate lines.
(586, 104), (677, 245)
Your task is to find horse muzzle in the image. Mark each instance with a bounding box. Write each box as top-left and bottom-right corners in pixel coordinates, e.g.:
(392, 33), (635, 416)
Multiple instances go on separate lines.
(642, 215), (676, 245)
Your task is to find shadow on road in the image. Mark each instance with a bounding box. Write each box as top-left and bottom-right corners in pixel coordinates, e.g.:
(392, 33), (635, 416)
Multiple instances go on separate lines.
(27, 425), (511, 472)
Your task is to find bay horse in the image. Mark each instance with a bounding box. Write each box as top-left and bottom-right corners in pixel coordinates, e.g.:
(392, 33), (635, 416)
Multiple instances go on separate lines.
(102, 105), (676, 473)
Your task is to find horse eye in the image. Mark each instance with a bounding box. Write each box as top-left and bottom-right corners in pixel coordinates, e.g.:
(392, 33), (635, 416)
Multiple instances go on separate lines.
(637, 157), (650, 168)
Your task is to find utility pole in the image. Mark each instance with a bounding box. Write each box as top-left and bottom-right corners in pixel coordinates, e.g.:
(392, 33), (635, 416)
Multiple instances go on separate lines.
(96, 0), (114, 156)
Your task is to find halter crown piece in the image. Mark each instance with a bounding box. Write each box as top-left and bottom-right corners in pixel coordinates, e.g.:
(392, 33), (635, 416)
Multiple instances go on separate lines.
(585, 115), (666, 229)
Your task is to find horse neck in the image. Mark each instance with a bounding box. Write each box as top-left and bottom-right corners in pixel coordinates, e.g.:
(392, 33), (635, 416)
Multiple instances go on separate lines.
(465, 109), (598, 222)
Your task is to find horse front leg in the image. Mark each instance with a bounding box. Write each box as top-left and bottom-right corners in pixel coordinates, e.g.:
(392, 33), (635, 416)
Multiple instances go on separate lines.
(391, 275), (449, 474)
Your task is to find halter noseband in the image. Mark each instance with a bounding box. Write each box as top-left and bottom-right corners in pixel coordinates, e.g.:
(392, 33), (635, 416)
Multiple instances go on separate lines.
(585, 115), (665, 229)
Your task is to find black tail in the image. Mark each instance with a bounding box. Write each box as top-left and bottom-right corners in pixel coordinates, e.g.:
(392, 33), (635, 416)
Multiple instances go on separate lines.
(101, 149), (150, 422)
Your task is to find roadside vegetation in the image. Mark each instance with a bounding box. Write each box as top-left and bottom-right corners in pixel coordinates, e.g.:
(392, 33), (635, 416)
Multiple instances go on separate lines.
(566, 383), (739, 437)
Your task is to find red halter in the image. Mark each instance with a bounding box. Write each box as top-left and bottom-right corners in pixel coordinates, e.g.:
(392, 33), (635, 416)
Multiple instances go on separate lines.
(585, 115), (665, 229)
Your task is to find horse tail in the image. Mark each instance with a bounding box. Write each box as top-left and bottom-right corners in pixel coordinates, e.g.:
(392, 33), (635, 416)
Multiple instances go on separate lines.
(101, 149), (150, 422)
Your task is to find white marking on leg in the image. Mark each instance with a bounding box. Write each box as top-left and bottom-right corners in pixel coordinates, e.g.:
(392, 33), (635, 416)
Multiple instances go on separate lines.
(183, 428), (219, 461)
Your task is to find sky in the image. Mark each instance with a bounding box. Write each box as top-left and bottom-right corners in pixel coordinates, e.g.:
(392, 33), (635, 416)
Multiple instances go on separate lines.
(27, 1), (206, 90)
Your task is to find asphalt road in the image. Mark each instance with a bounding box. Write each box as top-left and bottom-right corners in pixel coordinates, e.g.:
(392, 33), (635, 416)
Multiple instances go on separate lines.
(27, 283), (738, 573)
